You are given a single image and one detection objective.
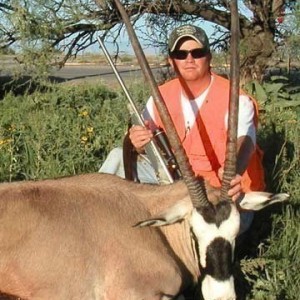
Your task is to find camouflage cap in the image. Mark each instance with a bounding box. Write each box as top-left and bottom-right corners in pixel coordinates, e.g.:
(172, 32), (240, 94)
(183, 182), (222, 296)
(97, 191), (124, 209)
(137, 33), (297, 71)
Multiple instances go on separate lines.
(168, 25), (210, 53)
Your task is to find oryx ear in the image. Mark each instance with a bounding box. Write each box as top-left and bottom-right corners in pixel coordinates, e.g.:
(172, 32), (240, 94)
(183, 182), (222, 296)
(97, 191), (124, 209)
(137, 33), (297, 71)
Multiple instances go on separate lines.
(134, 199), (192, 228)
(238, 192), (289, 211)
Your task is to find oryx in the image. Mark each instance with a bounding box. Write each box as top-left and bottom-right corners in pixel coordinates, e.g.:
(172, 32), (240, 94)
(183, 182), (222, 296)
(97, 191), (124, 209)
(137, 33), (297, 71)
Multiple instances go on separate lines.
(0, 173), (288, 300)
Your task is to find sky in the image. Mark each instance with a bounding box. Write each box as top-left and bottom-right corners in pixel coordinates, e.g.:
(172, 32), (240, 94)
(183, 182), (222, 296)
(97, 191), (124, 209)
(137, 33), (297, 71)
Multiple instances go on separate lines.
(93, 21), (216, 56)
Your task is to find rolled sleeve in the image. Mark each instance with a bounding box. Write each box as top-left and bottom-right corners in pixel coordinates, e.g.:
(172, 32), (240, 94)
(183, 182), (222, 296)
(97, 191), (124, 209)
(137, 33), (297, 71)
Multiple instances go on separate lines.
(237, 95), (256, 144)
(224, 95), (256, 145)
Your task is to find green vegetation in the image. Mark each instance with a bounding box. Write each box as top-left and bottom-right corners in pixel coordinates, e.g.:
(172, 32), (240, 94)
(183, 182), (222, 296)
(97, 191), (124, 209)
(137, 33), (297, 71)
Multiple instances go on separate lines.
(0, 79), (299, 299)
(240, 76), (300, 299)
(0, 83), (135, 181)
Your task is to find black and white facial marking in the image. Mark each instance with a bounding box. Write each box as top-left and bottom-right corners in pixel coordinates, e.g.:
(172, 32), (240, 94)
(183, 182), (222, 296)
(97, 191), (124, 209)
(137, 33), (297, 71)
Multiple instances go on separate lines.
(135, 191), (289, 300)
(190, 201), (240, 300)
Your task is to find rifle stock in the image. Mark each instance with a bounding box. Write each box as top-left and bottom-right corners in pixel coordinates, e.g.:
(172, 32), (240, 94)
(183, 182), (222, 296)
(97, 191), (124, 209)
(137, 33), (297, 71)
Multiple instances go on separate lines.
(97, 36), (178, 184)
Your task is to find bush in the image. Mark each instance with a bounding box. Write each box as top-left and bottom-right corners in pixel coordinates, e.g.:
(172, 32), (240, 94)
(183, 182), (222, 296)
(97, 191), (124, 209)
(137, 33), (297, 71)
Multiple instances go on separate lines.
(0, 83), (132, 181)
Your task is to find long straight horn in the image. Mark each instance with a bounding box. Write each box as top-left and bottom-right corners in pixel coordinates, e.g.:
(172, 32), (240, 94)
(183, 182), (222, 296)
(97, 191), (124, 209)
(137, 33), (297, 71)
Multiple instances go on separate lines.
(112, 0), (210, 208)
(221, 0), (240, 201)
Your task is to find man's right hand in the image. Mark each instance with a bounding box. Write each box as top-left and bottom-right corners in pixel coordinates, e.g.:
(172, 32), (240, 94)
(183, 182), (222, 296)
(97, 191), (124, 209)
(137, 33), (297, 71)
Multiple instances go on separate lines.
(128, 121), (153, 153)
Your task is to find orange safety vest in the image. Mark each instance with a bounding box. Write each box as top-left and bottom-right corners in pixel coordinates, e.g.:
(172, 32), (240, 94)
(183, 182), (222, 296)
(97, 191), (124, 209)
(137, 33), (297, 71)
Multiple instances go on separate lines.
(152, 73), (265, 192)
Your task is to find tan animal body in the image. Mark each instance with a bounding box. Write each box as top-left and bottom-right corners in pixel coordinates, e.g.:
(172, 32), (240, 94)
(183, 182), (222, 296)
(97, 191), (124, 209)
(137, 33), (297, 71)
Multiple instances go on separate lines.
(0, 173), (288, 300)
(0, 173), (197, 299)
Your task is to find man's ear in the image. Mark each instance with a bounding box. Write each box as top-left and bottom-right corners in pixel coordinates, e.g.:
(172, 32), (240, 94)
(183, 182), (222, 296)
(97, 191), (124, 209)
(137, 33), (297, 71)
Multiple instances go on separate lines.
(168, 57), (174, 69)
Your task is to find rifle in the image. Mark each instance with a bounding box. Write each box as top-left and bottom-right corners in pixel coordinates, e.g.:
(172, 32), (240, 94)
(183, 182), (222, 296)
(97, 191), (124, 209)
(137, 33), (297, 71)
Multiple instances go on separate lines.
(97, 36), (181, 184)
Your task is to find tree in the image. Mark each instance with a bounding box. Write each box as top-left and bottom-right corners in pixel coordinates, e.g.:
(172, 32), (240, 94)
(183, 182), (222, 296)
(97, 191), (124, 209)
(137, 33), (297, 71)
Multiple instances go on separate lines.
(0, 0), (297, 83)
(278, 1), (300, 67)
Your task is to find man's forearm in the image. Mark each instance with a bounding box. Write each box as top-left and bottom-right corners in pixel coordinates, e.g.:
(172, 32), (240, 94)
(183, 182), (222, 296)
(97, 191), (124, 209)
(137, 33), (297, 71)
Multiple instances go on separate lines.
(236, 136), (255, 175)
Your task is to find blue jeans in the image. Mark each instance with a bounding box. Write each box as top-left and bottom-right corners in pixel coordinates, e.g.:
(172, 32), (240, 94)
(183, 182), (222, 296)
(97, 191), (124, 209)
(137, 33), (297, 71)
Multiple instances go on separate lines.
(99, 147), (159, 184)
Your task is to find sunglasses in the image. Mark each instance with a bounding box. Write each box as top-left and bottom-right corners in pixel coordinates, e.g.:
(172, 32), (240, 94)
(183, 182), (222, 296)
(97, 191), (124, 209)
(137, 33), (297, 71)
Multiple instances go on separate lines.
(169, 48), (208, 60)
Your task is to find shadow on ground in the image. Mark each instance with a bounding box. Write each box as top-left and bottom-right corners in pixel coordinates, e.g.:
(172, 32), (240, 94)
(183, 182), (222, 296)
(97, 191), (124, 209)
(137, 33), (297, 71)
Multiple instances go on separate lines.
(0, 75), (68, 100)
(1, 67), (299, 100)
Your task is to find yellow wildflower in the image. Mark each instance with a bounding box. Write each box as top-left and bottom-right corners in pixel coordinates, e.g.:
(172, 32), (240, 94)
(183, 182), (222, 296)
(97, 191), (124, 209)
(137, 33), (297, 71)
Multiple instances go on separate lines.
(0, 138), (13, 147)
(81, 135), (88, 143)
(87, 126), (94, 133)
(79, 110), (89, 117)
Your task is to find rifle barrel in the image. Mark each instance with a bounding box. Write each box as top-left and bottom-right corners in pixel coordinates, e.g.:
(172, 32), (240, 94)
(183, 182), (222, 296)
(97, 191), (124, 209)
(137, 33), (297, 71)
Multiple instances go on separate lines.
(97, 36), (174, 184)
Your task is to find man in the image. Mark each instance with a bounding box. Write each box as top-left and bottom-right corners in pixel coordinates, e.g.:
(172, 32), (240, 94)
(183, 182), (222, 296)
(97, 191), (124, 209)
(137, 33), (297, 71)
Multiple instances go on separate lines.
(129, 24), (264, 189)
(100, 25), (265, 230)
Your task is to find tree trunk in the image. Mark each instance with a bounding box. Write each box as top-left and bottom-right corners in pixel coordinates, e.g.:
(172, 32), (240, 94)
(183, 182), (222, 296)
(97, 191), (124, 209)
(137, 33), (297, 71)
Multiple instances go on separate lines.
(240, 27), (276, 85)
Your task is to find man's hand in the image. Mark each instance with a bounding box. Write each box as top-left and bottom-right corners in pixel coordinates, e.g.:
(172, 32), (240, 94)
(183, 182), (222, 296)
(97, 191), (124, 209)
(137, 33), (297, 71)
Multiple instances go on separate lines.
(228, 175), (242, 202)
(128, 121), (153, 153)
(218, 168), (242, 202)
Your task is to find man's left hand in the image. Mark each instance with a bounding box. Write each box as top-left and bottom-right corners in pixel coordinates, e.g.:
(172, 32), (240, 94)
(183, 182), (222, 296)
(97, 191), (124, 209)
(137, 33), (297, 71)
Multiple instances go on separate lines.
(218, 168), (242, 202)
(228, 175), (242, 202)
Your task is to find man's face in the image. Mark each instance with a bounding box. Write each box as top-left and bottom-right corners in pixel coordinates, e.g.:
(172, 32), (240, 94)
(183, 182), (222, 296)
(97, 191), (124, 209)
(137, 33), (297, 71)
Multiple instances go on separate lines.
(169, 38), (211, 82)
